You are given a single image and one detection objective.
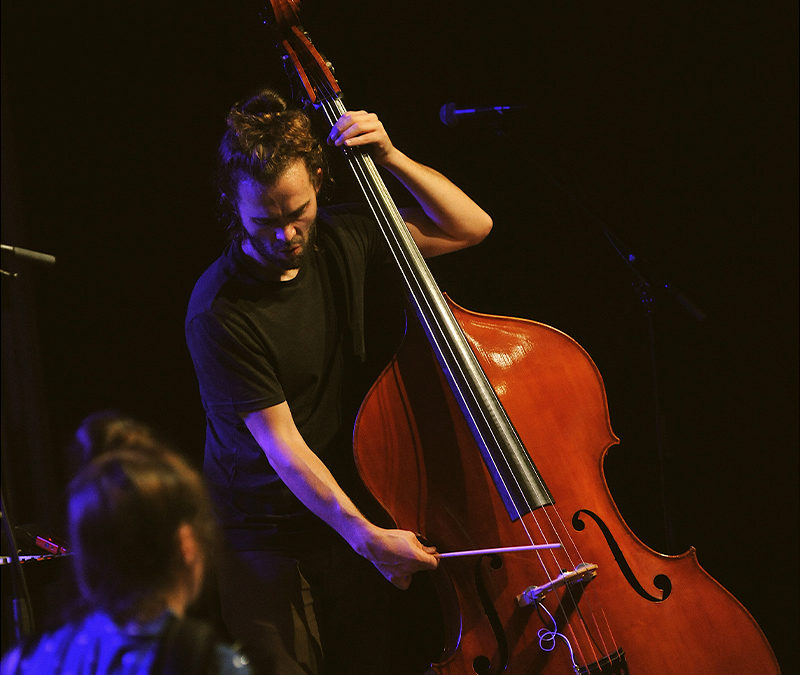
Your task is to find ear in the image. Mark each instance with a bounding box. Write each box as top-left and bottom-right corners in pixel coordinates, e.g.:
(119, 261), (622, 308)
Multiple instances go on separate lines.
(176, 522), (200, 566)
(313, 167), (323, 193)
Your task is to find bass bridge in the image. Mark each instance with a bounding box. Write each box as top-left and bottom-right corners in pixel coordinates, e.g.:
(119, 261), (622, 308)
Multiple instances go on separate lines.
(515, 561), (598, 607)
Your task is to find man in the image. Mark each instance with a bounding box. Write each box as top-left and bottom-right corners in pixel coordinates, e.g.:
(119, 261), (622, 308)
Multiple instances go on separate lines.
(1, 441), (252, 674)
(185, 88), (492, 673)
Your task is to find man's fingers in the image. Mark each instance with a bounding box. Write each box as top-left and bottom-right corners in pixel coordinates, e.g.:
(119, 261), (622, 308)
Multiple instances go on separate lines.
(328, 111), (383, 147)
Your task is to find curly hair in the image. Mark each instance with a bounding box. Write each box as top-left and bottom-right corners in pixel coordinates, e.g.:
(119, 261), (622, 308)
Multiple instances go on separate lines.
(217, 88), (327, 242)
(68, 444), (218, 622)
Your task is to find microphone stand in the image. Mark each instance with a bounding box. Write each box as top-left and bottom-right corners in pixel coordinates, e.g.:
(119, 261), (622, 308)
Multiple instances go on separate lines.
(564, 201), (706, 555)
(599, 227), (706, 552)
(1, 488), (36, 642)
(454, 118), (706, 552)
(0, 243), (57, 644)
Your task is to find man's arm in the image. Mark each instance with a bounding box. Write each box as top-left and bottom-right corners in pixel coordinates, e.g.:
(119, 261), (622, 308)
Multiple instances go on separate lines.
(328, 110), (493, 258)
(240, 402), (438, 589)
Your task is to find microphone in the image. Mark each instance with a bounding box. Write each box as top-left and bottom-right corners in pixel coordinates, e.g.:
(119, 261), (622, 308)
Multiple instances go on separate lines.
(1, 244), (56, 266)
(439, 102), (527, 127)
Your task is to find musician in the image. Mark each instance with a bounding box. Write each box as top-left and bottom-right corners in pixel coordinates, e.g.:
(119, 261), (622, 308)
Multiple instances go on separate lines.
(1, 442), (252, 674)
(185, 88), (492, 673)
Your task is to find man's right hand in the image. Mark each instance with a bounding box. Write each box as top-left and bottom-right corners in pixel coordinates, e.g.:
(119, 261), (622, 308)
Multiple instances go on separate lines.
(355, 525), (439, 590)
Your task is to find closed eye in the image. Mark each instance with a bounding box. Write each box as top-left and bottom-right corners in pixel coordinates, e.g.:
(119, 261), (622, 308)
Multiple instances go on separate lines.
(253, 202), (310, 229)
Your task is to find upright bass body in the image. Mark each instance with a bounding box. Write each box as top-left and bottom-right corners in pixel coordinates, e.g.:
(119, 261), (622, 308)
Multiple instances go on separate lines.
(354, 297), (779, 674)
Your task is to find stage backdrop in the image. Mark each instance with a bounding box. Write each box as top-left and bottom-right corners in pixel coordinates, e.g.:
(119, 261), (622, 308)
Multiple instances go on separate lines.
(2, 2), (797, 670)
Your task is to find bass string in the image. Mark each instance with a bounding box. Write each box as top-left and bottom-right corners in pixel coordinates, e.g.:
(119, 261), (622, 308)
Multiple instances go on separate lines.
(309, 83), (536, 521)
(315, 95), (610, 668)
(302, 58), (616, 664)
(317, 92), (544, 549)
(311, 84), (538, 541)
(308, 70), (602, 646)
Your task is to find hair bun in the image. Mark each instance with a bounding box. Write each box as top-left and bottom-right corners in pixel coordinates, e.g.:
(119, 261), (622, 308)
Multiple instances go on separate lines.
(234, 88), (288, 117)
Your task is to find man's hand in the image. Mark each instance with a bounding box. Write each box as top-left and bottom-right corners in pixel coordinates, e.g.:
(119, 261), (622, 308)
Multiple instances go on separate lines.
(327, 110), (398, 165)
(326, 109), (492, 259)
(355, 525), (439, 590)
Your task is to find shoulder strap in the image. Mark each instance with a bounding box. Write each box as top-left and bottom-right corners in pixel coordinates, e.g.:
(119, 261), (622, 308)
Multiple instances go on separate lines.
(151, 615), (217, 675)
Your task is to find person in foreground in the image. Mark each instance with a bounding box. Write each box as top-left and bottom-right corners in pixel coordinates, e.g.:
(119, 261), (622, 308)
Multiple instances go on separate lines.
(1, 442), (252, 674)
(185, 88), (492, 673)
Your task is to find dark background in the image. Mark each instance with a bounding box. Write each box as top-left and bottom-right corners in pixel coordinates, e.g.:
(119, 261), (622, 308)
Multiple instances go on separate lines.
(2, 1), (797, 670)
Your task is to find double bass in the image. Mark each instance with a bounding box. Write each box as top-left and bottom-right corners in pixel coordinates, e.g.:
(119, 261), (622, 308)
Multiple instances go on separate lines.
(262, 3), (781, 672)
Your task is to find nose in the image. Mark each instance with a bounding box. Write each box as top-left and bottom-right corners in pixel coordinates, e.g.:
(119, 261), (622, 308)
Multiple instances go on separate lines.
(275, 223), (296, 243)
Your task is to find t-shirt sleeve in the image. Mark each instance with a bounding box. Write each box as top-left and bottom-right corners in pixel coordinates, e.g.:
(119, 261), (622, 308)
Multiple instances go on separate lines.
(321, 203), (392, 267)
(186, 309), (285, 415)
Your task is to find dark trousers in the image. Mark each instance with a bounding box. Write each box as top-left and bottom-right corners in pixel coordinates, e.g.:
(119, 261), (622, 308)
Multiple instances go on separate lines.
(217, 534), (440, 675)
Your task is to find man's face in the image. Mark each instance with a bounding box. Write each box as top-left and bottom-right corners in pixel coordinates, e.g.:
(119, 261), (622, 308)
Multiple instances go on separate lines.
(236, 159), (321, 279)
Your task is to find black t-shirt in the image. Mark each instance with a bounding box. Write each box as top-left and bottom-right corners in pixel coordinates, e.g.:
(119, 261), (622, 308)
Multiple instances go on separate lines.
(185, 205), (395, 551)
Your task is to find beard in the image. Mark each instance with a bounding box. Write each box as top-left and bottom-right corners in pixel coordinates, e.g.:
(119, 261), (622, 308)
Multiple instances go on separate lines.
(246, 219), (317, 271)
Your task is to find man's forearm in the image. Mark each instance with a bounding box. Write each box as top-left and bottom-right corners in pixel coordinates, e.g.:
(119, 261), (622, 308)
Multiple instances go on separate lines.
(256, 425), (376, 551)
(379, 148), (493, 257)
